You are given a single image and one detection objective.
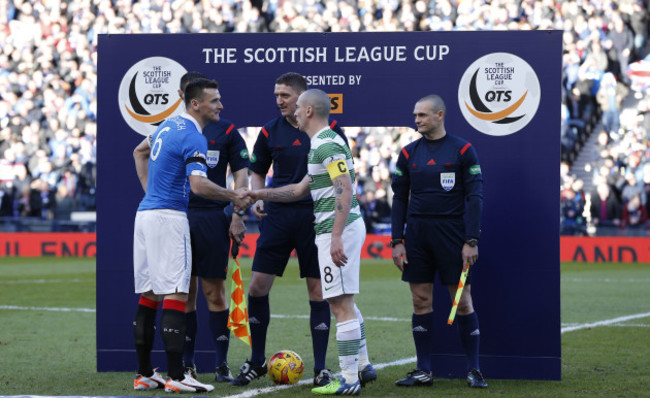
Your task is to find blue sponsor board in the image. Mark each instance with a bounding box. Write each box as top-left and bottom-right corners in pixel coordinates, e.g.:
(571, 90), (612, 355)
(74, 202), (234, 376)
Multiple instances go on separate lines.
(97, 31), (561, 379)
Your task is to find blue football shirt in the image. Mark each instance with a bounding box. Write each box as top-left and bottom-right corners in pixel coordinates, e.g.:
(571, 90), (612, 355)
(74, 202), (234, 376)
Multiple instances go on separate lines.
(138, 113), (208, 212)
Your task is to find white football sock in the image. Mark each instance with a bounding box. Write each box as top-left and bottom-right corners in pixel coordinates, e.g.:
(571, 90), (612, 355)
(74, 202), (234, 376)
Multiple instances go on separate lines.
(336, 319), (361, 384)
(354, 304), (370, 368)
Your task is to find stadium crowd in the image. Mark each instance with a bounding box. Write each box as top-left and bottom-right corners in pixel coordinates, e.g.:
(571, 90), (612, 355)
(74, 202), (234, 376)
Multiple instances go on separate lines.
(0, 0), (649, 235)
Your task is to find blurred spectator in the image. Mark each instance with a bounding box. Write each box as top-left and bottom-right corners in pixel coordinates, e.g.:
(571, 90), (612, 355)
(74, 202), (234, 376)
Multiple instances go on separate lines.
(0, 182), (12, 216)
(561, 187), (586, 236)
(359, 188), (391, 234)
(622, 193), (648, 229)
(621, 171), (646, 205)
(590, 182), (622, 228)
(643, 162), (650, 215)
(54, 184), (76, 220)
(605, 12), (634, 85)
(627, 1), (649, 61)
(596, 72), (629, 136)
(28, 178), (55, 220)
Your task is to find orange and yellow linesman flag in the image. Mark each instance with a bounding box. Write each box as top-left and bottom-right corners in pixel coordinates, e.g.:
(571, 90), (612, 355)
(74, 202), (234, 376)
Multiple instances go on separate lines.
(227, 241), (251, 347)
(448, 262), (470, 325)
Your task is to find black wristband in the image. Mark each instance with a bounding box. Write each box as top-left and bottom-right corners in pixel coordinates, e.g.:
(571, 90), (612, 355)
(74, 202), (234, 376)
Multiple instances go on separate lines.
(389, 239), (403, 248)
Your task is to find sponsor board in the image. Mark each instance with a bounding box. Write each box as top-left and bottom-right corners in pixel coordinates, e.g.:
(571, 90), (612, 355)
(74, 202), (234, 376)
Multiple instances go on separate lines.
(5, 233), (649, 264)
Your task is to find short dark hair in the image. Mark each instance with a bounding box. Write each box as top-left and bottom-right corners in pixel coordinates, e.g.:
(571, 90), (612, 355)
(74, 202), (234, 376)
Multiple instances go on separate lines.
(301, 89), (331, 119)
(180, 71), (207, 92)
(184, 78), (218, 107)
(275, 72), (308, 93)
(417, 94), (446, 114)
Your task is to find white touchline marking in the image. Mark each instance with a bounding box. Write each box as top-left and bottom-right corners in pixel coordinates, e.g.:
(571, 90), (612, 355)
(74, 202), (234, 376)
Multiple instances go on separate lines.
(271, 314), (410, 322)
(3, 313), (650, 398)
(0, 306), (409, 321)
(2, 306), (648, 333)
(0, 306), (411, 322)
(221, 356), (418, 398)
(0, 279), (89, 284)
(560, 312), (650, 333)
(0, 305), (95, 313)
(222, 312), (650, 398)
(562, 278), (650, 283)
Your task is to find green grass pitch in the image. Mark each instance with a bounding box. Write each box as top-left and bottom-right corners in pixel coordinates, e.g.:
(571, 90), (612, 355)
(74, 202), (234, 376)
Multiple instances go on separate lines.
(1, 257), (649, 397)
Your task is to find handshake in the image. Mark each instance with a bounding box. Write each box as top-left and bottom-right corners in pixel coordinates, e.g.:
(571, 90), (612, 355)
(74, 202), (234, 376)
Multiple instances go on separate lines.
(232, 189), (266, 218)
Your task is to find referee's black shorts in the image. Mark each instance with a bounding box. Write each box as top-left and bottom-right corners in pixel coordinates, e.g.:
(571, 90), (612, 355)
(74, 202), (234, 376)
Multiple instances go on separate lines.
(402, 216), (471, 286)
(188, 207), (230, 279)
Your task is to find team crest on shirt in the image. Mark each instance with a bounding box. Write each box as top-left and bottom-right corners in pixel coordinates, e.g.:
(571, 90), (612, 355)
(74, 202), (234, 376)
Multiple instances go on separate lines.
(206, 150), (220, 168)
(441, 172), (455, 191)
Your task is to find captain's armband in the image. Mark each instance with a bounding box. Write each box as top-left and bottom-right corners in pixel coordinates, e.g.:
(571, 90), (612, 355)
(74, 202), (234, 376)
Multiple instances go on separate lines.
(326, 159), (348, 180)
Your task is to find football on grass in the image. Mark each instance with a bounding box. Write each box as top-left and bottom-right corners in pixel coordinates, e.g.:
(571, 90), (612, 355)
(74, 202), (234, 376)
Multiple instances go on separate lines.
(268, 350), (305, 384)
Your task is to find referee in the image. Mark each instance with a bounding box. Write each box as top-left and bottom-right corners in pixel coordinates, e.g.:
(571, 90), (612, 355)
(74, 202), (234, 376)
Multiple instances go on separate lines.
(390, 94), (487, 389)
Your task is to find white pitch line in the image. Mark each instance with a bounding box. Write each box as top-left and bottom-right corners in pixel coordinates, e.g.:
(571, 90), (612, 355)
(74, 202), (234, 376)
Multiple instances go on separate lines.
(609, 323), (650, 328)
(221, 356), (418, 398)
(0, 279), (89, 284)
(2, 313), (650, 398)
(271, 314), (409, 322)
(223, 312), (650, 398)
(0, 305), (95, 313)
(0, 306), (409, 321)
(3, 305), (648, 332)
(561, 278), (650, 283)
(561, 312), (650, 333)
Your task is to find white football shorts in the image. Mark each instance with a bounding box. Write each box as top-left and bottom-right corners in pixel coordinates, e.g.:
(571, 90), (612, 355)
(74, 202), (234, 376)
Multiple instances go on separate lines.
(133, 209), (192, 295)
(315, 218), (366, 299)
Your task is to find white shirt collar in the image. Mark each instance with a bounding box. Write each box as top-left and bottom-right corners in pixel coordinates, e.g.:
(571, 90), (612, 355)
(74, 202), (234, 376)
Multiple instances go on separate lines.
(180, 112), (203, 134)
(311, 125), (330, 143)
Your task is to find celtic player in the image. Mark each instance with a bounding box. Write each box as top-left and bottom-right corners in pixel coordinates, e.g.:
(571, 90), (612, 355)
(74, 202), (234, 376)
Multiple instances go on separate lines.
(246, 89), (376, 395)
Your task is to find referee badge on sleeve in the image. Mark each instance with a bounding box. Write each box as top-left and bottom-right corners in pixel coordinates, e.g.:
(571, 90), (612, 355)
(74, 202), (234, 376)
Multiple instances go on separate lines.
(441, 172), (455, 191)
(206, 150), (220, 168)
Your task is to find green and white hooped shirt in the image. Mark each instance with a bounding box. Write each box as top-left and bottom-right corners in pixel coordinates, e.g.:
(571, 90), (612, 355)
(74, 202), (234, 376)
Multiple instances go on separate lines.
(307, 128), (361, 236)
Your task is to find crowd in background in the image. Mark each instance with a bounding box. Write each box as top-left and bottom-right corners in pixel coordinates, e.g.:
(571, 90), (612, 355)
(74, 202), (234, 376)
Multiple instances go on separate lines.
(0, 0), (649, 235)
(558, 0), (650, 236)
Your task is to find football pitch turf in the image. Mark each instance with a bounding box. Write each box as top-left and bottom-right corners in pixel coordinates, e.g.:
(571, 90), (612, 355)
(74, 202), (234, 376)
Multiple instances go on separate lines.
(1, 257), (649, 397)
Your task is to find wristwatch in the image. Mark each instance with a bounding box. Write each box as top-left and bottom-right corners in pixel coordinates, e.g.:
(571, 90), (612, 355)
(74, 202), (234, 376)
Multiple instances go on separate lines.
(465, 239), (478, 247)
(389, 239), (404, 248)
(233, 208), (246, 217)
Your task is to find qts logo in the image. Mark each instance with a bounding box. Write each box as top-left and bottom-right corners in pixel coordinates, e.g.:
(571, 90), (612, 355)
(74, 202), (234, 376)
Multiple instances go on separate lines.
(328, 93), (343, 114)
(458, 53), (540, 136)
(118, 57), (187, 136)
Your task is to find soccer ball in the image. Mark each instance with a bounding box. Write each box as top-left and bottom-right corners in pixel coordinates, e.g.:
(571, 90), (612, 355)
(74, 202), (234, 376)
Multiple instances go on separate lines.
(267, 350), (305, 385)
